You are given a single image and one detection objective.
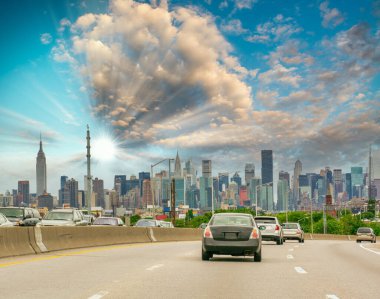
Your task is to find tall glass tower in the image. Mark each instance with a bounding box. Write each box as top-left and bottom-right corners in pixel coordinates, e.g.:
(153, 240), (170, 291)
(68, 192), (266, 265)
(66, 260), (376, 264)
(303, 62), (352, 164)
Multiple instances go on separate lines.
(261, 150), (273, 184)
(36, 135), (47, 196)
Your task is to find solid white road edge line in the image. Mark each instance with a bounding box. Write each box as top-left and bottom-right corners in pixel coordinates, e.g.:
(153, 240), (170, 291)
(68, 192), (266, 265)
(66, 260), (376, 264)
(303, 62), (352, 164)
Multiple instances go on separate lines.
(88, 291), (109, 299)
(359, 244), (380, 255)
(294, 267), (307, 274)
(287, 255), (294, 259)
(146, 264), (164, 271)
(326, 295), (340, 299)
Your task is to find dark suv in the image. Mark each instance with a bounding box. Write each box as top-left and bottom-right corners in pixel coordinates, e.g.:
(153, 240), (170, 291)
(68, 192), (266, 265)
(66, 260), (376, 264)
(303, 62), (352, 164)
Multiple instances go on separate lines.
(0, 207), (42, 226)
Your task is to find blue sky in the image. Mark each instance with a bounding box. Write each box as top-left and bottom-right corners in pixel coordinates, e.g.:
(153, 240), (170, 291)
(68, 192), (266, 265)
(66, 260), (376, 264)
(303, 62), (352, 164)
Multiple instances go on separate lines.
(1, 0), (379, 195)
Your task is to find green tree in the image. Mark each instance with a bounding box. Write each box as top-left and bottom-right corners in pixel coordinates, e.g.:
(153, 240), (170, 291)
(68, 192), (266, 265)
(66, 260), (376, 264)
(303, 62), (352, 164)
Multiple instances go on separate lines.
(130, 214), (141, 226)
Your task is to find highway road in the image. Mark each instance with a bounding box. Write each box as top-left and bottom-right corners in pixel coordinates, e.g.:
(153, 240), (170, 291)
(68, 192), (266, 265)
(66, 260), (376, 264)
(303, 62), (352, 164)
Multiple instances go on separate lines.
(0, 239), (379, 299)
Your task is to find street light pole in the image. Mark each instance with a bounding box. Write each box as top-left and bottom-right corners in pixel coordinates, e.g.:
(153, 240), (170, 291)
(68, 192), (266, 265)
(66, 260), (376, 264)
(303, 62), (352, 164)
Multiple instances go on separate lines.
(151, 158), (174, 218)
(310, 194), (314, 234)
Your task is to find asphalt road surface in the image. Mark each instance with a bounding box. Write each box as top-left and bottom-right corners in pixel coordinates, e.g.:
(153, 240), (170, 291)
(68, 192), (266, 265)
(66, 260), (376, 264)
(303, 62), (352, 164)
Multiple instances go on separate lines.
(0, 239), (379, 299)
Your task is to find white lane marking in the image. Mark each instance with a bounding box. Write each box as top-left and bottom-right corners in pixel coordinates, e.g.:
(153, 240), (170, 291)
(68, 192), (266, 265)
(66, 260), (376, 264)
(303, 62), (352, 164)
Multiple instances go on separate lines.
(287, 255), (294, 259)
(288, 248), (294, 252)
(359, 244), (380, 255)
(326, 295), (340, 299)
(88, 291), (109, 299)
(301, 243), (305, 246)
(294, 266), (307, 274)
(294, 245), (299, 248)
(146, 264), (164, 271)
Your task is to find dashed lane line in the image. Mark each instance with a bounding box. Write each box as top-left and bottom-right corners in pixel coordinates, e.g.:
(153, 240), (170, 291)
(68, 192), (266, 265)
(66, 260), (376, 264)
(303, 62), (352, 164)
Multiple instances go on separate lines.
(146, 264), (164, 271)
(294, 266), (307, 274)
(287, 255), (294, 259)
(88, 291), (109, 299)
(326, 295), (340, 299)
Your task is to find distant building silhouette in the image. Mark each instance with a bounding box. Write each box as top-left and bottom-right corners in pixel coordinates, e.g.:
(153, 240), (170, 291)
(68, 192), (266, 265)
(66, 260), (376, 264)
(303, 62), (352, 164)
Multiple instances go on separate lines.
(36, 135), (47, 196)
(245, 163), (255, 185)
(261, 150), (273, 185)
(17, 181), (30, 206)
(202, 160), (212, 178)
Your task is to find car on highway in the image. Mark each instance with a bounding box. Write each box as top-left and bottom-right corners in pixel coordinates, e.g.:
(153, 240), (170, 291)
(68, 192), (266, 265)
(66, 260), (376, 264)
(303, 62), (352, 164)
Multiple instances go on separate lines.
(0, 212), (14, 227)
(159, 221), (174, 228)
(202, 213), (262, 262)
(0, 207), (41, 226)
(282, 222), (304, 243)
(254, 216), (284, 245)
(39, 208), (88, 226)
(356, 227), (377, 243)
(92, 217), (124, 226)
(134, 219), (162, 227)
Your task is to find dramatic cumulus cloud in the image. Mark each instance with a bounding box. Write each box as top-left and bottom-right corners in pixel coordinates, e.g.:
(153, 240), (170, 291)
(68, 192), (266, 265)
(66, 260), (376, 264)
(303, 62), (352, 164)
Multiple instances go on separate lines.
(51, 0), (380, 174)
(319, 1), (344, 28)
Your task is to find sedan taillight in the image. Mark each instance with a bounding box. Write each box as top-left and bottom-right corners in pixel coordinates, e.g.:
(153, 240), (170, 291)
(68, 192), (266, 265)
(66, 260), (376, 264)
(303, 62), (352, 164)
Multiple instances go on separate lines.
(275, 225), (280, 231)
(204, 227), (213, 238)
(250, 228), (259, 239)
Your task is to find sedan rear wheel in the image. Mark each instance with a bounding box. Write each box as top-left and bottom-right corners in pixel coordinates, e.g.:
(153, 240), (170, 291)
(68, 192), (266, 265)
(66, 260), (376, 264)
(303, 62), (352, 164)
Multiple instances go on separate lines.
(202, 249), (210, 261)
(254, 247), (262, 262)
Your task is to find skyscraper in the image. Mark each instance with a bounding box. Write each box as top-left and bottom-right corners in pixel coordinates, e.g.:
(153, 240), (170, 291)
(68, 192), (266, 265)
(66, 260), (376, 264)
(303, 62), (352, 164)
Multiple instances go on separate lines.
(245, 163), (255, 185)
(17, 181), (30, 206)
(261, 150), (273, 184)
(202, 160), (212, 178)
(351, 167), (363, 198)
(218, 172), (229, 192)
(174, 151), (182, 178)
(63, 178), (79, 208)
(293, 160), (302, 209)
(36, 136), (47, 196)
(279, 171), (290, 188)
(93, 178), (105, 208)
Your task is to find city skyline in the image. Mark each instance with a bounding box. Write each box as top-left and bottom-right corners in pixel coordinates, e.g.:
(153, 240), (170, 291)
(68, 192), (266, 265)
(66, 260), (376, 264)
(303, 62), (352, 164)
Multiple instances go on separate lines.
(1, 0), (380, 194)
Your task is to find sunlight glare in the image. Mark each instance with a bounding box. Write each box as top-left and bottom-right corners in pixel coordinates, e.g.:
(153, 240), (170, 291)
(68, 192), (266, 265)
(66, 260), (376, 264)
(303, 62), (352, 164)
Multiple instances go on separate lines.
(92, 136), (117, 161)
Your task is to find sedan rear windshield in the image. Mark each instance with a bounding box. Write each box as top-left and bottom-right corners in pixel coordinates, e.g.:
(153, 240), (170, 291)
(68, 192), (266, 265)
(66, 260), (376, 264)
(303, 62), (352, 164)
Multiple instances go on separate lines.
(283, 223), (299, 229)
(357, 228), (371, 233)
(255, 217), (276, 224)
(44, 212), (73, 221)
(0, 208), (23, 218)
(211, 216), (253, 226)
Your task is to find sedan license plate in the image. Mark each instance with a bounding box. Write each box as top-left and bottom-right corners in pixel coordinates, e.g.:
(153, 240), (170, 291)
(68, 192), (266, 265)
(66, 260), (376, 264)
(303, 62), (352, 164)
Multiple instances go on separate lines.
(225, 232), (237, 240)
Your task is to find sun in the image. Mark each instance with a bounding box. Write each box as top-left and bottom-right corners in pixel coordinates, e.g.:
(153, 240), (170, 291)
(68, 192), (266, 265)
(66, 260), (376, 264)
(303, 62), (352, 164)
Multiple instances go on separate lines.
(92, 136), (117, 161)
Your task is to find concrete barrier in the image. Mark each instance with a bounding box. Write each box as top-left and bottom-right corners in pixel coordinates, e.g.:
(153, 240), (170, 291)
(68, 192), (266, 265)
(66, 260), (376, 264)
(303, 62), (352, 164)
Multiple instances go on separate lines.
(39, 227), (152, 252)
(0, 227), (366, 259)
(0, 227), (36, 258)
(306, 234), (356, 241)
(150, 227), (203, 242)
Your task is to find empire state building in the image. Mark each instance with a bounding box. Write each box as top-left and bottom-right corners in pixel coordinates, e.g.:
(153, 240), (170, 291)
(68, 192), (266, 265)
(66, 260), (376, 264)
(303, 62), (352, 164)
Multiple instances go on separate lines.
(36, 136), (47, 196)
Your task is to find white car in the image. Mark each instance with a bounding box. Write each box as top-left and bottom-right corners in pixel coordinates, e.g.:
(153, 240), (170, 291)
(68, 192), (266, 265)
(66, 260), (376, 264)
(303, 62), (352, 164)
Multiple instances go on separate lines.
(40, 209), (88, 226)
(0, 212), (14, 227)
(254, 216), (284, 245)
